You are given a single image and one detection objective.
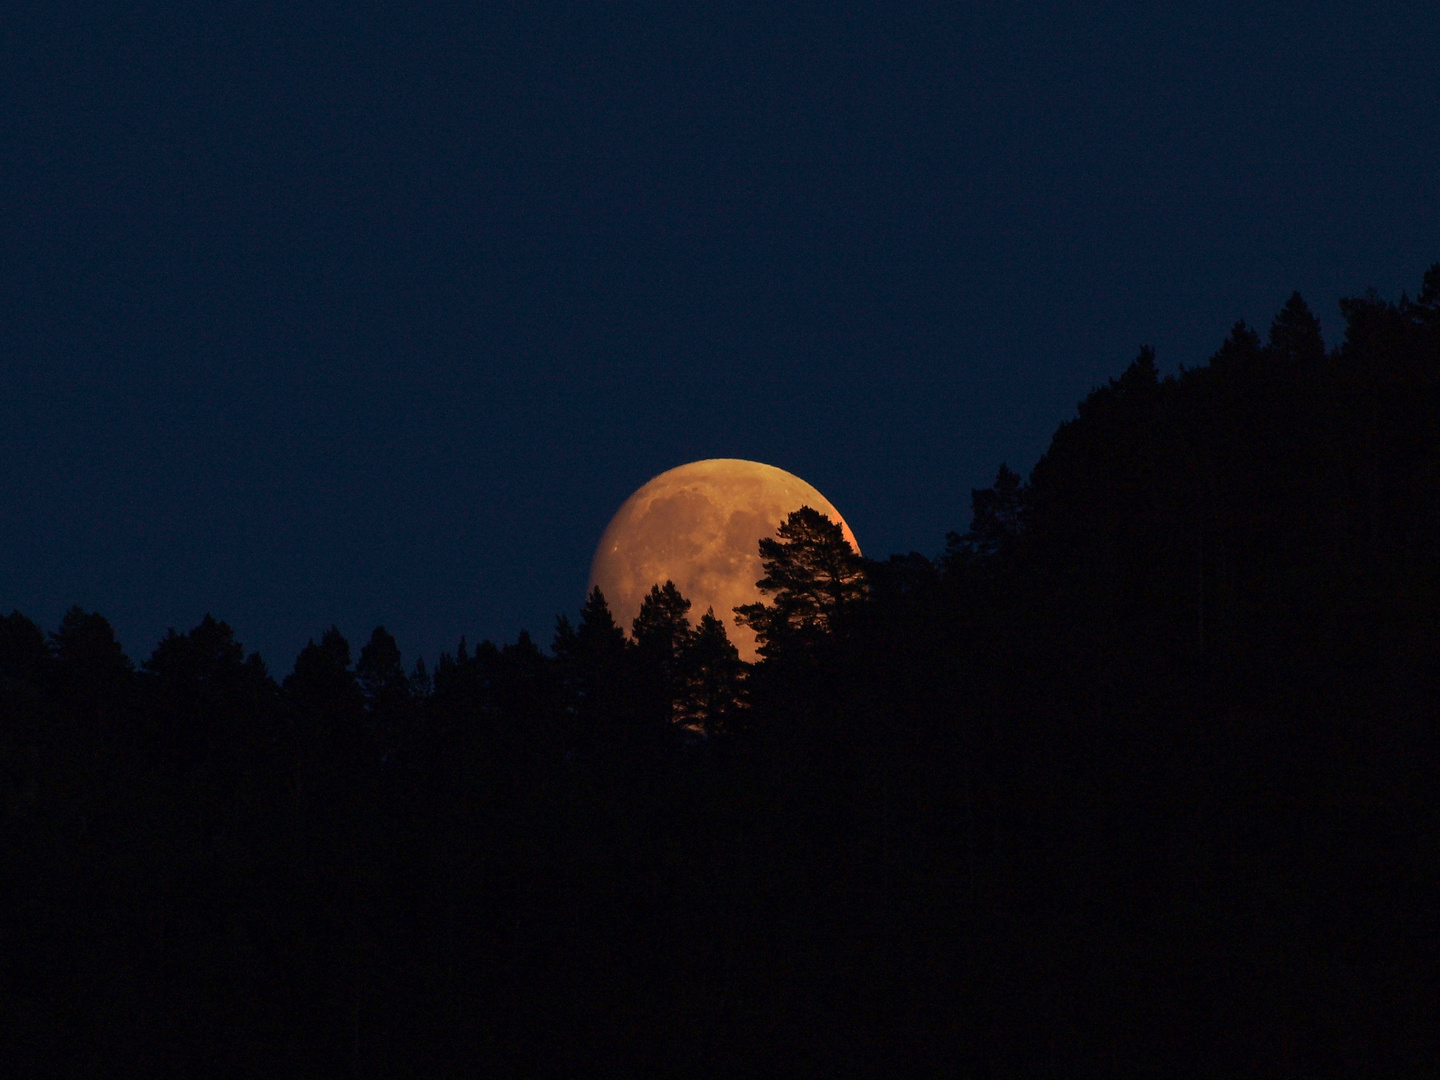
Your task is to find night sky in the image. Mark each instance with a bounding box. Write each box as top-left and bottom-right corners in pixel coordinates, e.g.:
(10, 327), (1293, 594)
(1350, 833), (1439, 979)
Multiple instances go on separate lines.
(3, 2), (1437, 672)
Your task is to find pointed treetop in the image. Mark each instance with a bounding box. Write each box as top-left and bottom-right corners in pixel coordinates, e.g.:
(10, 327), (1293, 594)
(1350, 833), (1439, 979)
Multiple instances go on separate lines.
(144, 614), (247, 684)
(357, 626), (408, 702)
(690, 606), (740, 665)
(51, 606), (133, 676)
(1210, 320), (1263, 373)
(0, 610), (49, 683)
(1420, 263), (1440, 308)
(734, 506), (866, 655)
(577, 586), (627, 653)
(1117, 345), (1159, 391)
(964, 463), (1027, 558)
(1269, 291), (1325, 363)
(633, 580), (693, 654)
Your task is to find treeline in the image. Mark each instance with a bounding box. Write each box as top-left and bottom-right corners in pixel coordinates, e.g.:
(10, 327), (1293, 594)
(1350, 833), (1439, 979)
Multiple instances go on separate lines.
(2, 266), (1438, 1075)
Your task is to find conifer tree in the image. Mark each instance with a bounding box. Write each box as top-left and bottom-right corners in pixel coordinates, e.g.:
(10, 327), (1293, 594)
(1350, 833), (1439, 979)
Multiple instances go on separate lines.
(285, 627), (363, 730)
(632, 581), (692, 728)
(961, 463), (1027, 559)
(1269, 291), (1326, 364)
(49, 607), (134, 729)
(0, 610), (49, 693)
(734, 506), (866, 658)
(553, 588), (632, 748)
(678, 607), (745, 735)
(356, 627), (407, 704)
(357, 626), (411, 761)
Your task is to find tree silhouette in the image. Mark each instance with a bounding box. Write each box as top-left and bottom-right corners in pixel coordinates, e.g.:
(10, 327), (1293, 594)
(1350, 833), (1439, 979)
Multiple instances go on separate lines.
(6, 261), (1440, 1076)
(496, 630), (557, 755)
(356, 626), (411, 762)
(0, 609), (49, 695)
(734, 506), (866, 658)
(0, 611), (51, 822)
(1411, 263), (1440, 330)
(356, 626), (408, 706)
(408, 656), (432, 700)
(677, 607), (745, 736)
(49, 606), (134, 730)
(633, 581), (692, 658)
(1269, 291), (1326, 364)
(1209, 319), (1264, 376)
(953, 462), (1027, 561)
(553, 587), (632, 750)
(632, 580), (692, 729)
(142, 614), (273, 765)
(285, 627), (364, 769)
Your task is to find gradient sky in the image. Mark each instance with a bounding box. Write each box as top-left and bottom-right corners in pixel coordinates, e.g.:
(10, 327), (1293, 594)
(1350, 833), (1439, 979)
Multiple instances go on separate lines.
(3, 1), (1438, 672)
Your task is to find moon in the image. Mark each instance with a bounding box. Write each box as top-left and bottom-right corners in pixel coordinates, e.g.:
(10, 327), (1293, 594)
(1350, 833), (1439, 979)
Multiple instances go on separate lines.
(588, 459), (860, 662)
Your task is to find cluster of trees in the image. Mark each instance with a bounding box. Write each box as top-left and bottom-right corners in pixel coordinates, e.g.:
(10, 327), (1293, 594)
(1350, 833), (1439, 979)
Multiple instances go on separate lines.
(3, 266), (1437, 1074)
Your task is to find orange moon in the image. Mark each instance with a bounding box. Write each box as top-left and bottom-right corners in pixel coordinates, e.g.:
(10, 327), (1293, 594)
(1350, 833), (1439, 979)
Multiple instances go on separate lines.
(588, 459), (860, 662)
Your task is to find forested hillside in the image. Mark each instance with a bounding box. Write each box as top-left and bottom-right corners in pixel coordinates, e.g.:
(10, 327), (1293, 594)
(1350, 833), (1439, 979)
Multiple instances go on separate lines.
(3, 267), (1437, 1075)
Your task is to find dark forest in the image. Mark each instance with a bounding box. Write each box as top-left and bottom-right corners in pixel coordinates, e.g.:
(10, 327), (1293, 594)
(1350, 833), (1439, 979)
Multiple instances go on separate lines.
(4, 267), (1438, 1075)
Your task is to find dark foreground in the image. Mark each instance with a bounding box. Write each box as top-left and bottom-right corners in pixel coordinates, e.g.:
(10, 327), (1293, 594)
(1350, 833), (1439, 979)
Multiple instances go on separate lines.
(4, 270), (1438, 1075)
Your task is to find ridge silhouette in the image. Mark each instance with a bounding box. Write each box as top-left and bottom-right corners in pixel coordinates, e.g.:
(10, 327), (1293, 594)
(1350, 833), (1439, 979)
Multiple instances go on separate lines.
(3, 265), (1438, 1073)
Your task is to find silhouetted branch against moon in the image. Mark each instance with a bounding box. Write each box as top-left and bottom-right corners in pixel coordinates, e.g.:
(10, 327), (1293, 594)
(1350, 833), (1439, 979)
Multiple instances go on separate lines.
(588, 459), (859, 662)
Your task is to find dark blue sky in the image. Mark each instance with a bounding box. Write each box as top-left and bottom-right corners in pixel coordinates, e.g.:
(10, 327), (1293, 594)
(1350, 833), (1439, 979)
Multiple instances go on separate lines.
(3, 1), (1437, 672)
